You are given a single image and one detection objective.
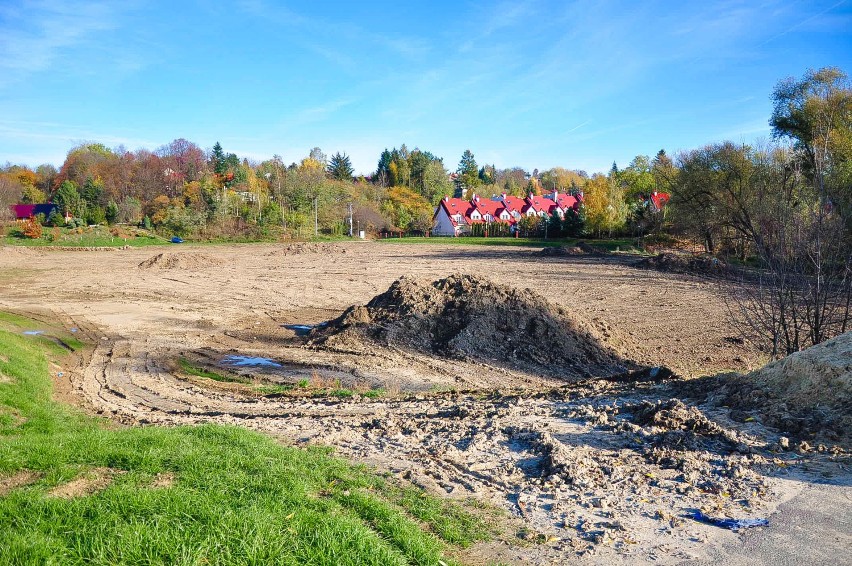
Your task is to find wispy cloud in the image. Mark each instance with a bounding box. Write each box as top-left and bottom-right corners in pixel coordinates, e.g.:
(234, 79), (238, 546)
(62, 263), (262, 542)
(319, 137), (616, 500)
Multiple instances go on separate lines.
(0, 1), (122, 85)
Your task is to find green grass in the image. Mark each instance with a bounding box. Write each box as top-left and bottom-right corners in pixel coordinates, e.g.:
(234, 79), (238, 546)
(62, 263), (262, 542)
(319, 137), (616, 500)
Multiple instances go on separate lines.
(0, 319), (491, 565)
(376, 235), (644, 252)
(0, 311), (83, 353)
(177, 357), (244, 383)
(3, 225), (168, 248)
(177, 360), (390, 400)
(377, 236), (571, 247)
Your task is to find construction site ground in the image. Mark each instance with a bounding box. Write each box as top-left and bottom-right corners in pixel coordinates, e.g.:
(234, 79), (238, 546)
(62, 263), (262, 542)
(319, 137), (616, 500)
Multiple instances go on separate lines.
(0, 241), (848, 565)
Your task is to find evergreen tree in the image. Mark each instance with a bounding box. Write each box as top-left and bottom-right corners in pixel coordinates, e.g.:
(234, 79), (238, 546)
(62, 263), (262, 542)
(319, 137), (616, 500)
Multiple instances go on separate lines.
(563, 207), (586, 237)
(211, 142), (227, 176)
(105, 200), (120, 225)
(327, 152), (354, 181)
(376, 149), (392, 185)
(456, 149), (480, 198)
(53, 180), (81, 217)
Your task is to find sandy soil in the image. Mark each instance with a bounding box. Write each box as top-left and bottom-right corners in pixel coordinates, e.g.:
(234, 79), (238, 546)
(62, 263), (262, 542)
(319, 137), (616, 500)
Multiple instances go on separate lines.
(0, 241), (848, 564)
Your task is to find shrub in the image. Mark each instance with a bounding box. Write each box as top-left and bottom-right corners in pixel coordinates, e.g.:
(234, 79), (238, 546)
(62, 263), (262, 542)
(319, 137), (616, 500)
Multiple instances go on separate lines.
(87, 206), (107, 225)
(46, 209), (64, 227)
(21, 216), (43, 239)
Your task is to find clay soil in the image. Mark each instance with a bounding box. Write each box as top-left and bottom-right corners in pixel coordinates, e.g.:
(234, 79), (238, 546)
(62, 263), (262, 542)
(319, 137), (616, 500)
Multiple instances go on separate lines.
(1, 241), (849, 565)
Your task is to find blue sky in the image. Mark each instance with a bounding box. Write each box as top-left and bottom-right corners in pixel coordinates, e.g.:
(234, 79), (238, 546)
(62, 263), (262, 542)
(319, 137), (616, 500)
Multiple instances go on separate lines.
(1, 0), (850, 176)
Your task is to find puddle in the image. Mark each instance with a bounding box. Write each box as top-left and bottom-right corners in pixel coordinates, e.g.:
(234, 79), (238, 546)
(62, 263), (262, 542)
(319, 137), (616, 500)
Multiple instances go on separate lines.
(220, 355), (283, 368)
(23, 330), (44, 335)
(283, 322), (328, 336)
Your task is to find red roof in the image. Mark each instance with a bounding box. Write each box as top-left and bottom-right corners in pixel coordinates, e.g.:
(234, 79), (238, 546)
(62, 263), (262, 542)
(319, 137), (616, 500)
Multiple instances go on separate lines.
(436, 197), (473, 227)
(553, 193), (580, 211)
(436, 195), (517, 228)
(10, 203), (57, 219)
(524, 195), (558, 215)
(470, 197), (505, 220)
(649, 192), (670, 211)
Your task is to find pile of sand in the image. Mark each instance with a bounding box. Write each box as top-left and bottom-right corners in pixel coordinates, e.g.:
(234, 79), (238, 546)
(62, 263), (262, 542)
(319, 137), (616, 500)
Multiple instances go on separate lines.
(138, 252), (224, 270)
(712, 332), (852, 443)
(634, 252), (726, 276)
(309, 273), (633, 380)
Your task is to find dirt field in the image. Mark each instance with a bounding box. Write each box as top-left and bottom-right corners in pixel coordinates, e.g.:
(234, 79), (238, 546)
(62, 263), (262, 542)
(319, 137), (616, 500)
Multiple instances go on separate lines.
(1, 241), (849, 564)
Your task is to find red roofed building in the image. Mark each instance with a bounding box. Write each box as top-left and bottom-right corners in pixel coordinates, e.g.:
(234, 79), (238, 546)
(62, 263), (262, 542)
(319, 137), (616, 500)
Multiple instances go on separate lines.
(648, 191), (670, 212)
(432, 191), (588, 236)
(433, 194), (515, 236)
(523, 193), (558, 217)
(548, 190), (582, 214)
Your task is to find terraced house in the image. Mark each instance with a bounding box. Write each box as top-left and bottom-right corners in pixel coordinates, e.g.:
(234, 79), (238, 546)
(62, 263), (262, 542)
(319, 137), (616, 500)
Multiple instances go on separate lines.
(432, 191), (583, 236)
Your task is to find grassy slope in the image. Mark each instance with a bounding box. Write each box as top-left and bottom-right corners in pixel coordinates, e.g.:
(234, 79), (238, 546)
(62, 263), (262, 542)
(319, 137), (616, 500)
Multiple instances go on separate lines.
(0, 317), (491, 565)
(3, 226), (167, 248)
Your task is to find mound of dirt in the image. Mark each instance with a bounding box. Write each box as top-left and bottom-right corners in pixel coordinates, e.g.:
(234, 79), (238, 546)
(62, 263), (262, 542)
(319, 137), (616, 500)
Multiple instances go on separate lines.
(634, 252), (726, 276)
(539, 242), (601, 257)
(309, 273), (633, 380)
(138, 252), (224, 270)
(266, 243), (346, 256)
(712, 332), (852, 443)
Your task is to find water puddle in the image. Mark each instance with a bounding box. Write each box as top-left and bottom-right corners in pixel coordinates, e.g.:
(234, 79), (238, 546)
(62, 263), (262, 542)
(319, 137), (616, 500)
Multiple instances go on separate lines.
(23, 330), (44, 335)
(282, 322), (328, 336)
(220, 355), (283, 368)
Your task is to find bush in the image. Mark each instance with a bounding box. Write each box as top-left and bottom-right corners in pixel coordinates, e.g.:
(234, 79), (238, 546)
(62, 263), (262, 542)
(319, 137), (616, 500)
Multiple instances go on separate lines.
(46, 209), (64, 227)
(21, 217), (42, 239)
(87, 206), (106, 226)
(105, 200), (119, 225)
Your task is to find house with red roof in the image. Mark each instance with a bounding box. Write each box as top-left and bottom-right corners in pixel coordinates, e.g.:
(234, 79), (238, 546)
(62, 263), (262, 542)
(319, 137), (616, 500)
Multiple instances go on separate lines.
(10, 203), (57, 221)
(432, 190), (588, 236)
(647, 191), (670, 212)
(523, 193), (557, 217)
(433, 194), (514, 236)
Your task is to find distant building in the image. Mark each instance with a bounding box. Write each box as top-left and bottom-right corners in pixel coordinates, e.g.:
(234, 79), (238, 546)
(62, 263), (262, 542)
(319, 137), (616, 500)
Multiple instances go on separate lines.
(10, 203), (57, 221)
(432, 191), (584, 236)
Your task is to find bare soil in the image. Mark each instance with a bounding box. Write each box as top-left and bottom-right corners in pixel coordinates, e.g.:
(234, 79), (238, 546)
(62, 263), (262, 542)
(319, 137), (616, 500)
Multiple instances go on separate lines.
(47, 467), (123, 498)
(0, 240), (848, 564)
(0, 470), (41, 496)
(138, 252), (224, 270)
(311, 273), (633, 380)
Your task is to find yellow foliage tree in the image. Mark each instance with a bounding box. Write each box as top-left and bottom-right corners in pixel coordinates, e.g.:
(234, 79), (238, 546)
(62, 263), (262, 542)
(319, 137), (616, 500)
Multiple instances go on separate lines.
(583, 174), (627, 237)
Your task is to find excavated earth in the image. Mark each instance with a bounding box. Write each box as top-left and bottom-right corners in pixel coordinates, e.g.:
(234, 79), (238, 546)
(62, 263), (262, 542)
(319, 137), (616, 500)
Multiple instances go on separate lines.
(0, 241), (849, 565)
(309, 273), (634, 380)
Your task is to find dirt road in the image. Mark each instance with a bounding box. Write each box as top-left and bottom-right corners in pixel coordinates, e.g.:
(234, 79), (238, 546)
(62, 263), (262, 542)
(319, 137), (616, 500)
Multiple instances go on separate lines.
(1, 241), (848, 564)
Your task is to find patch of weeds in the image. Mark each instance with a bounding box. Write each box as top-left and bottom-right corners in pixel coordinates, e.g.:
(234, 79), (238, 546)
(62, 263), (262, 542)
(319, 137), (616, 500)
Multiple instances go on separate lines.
(253, 384), (293, 396)
(177, 358), (247, 384)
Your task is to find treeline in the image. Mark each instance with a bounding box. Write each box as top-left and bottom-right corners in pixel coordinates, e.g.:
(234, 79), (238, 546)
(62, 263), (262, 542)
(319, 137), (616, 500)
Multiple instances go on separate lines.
(0, 68), (849, 254)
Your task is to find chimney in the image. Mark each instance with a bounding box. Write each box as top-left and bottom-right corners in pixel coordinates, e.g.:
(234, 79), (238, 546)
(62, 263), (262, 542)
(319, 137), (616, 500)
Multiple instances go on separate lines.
(444, 195), (449, 202)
